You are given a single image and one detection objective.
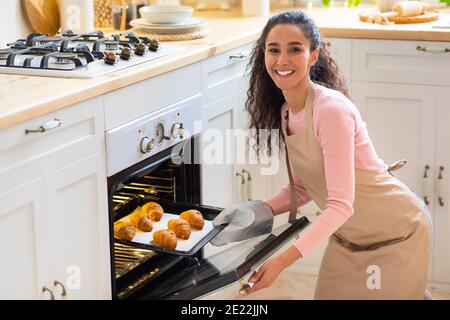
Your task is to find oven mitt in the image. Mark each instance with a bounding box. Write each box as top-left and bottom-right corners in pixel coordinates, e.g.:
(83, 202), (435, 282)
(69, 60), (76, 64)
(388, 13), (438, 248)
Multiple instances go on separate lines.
(210, 200), (274, 247)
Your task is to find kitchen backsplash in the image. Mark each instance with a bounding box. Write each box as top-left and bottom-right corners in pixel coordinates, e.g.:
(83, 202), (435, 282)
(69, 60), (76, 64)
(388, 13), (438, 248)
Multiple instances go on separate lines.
(0, 0), (31, 46)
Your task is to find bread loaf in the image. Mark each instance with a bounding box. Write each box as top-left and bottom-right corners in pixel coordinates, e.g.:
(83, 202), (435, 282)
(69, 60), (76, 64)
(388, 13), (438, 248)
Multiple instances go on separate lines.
(152, 229), (177, 250)
(180, 209), (204, 230)
(168, 218), (191, 239)
(129, 206), (153, 232)
(142, 201), (164, 221)
(114, 221), (136, 241)
(392, 1), (430, 17)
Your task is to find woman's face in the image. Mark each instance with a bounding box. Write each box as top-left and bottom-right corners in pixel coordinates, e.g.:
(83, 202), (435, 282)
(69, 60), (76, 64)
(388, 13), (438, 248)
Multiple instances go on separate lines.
(264, 24), (319, 91)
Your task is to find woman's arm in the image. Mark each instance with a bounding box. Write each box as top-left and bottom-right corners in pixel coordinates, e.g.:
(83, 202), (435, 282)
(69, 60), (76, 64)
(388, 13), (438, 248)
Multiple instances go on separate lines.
(265, 175), (312, 215)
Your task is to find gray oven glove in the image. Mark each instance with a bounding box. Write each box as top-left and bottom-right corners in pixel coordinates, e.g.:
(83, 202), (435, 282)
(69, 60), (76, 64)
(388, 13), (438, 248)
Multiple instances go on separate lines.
(210, 200), (274, 247)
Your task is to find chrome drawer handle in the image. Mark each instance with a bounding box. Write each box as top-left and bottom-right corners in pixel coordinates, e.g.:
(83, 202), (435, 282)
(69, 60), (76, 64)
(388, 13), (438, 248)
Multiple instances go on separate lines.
(438, 166), (445, 207)
(416, 46), (450, 54)
(42, 286), (55, 300)
(54, 280), (67, 297)
(229, 50), (251, 60)
(423, 165), (430, 205)
(25, 118), (62, 134)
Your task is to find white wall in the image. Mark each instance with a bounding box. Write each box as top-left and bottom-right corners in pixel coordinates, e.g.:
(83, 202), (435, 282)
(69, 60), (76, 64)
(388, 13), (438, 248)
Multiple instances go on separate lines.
(0, 0), (31, 46)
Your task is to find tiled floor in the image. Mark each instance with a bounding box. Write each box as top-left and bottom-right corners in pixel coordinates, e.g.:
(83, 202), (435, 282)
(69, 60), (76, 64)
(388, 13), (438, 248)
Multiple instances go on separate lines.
(236, 267), (450, 300)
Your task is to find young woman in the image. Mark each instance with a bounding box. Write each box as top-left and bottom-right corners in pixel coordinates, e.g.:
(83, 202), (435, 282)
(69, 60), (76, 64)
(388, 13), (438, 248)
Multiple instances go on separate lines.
(212, 11), (432, 299)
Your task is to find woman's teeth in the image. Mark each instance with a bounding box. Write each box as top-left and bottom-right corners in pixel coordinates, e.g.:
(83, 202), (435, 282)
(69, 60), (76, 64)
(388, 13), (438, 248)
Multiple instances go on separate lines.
(276, 70), (294, 76)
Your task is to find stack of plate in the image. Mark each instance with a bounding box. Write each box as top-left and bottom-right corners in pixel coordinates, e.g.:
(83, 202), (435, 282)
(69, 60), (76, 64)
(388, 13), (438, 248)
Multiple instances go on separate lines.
(130, 18), (209, 35)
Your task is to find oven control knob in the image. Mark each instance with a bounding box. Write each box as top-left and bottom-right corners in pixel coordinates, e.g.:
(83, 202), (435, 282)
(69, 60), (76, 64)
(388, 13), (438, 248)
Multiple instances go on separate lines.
(171, 122), (185, 139)
(155, 123), (166, 144)
(140, 137), (155, 154)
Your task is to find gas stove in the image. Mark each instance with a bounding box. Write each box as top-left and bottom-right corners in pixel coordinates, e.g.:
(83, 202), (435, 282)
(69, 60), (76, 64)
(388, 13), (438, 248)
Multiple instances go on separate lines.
(0, 31), (184, 78)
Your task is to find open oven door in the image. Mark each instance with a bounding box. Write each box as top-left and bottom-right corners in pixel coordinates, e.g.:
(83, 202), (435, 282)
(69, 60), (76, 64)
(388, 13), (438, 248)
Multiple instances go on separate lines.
(129, 209), (310, 300)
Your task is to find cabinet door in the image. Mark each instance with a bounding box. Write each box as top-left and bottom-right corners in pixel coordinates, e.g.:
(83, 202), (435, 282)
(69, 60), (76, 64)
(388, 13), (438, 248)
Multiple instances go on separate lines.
(323, 38), (352, 93)
(45, 152), (111, 299)
(201, 93), (240, 207)
(352, 82), (437, 204)
(0, 179), (50, 299)
(434, 87), (450, 284)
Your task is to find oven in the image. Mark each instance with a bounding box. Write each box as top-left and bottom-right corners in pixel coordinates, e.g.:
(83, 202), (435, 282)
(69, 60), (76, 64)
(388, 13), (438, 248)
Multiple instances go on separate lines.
(106, 95), (310, 300)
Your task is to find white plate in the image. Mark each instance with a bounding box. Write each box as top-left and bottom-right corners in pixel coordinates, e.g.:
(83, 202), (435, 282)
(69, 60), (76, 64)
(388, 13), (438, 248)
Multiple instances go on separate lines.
(130, 18), (208, 33)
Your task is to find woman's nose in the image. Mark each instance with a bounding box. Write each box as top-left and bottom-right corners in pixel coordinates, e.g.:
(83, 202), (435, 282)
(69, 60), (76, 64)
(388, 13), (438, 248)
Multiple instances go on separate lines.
(277, 52), (289, 65)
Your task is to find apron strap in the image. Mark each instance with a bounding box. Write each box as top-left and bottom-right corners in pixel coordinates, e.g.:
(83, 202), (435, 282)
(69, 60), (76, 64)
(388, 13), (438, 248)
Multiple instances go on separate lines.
(284, 110), (299, 223)
(387, 159), (407, 172)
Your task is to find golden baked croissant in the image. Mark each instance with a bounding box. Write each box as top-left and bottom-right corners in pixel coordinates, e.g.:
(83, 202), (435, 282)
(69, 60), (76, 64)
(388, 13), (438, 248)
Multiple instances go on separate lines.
(180, 209), (204, 230)
(168, 218), (191, 239)
(142, 201), (164, 221)
(114, 221), (136, 241)
(152, 229), (177, 250)
(129, 206), (153, 232)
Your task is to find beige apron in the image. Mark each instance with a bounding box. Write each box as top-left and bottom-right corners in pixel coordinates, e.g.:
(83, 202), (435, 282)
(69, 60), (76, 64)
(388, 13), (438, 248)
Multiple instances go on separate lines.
(283, 82), (431, 300)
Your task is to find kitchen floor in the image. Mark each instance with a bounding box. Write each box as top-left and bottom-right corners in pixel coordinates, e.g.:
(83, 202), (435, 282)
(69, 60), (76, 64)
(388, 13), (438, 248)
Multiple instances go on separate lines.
(236, 268), (450, 300)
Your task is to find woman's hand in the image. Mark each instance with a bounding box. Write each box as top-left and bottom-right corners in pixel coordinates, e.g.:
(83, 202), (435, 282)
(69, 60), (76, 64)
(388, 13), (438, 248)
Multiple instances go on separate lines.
(246, 245), (303, 294)
(247, 256), (285, 294)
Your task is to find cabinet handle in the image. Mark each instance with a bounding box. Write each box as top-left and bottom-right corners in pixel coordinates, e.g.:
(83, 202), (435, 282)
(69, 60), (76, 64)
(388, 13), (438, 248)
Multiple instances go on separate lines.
(324, 41), (331, 48)
(25, 118), (62, 134)
(54, 280), (67, 297)
(236, 172), (246, 202)
(416, 46), (450, 54)
(242, 169), (252, 201)
(437, 166), (445, 207)
(423, 165), (430, 205)
(229, 50), (251, 60)
(42, 286), (55, 300)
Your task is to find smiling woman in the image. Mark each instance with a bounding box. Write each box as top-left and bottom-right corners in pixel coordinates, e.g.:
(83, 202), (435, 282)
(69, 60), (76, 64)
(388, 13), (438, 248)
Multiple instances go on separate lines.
(210, 10), (432, 300)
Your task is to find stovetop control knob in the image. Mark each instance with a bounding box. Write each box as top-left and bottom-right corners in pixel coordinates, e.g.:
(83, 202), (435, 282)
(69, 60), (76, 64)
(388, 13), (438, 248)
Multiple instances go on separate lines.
(171, 122), (185, 139)
(140, 137), (155, 154)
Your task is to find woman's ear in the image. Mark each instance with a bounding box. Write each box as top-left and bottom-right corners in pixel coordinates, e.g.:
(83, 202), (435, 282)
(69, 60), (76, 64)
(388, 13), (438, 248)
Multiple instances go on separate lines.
(309, 48), (320, 67)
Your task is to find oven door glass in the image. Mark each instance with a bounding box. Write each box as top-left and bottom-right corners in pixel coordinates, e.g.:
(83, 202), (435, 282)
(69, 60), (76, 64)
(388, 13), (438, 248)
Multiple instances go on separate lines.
(134, 216), (310, 300)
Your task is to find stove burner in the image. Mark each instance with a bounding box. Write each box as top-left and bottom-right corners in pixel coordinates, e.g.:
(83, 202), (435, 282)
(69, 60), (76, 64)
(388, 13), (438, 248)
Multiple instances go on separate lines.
(0, 48), (15, 60)
(104, 40), (120, 52)
(53, 52), (79, 64)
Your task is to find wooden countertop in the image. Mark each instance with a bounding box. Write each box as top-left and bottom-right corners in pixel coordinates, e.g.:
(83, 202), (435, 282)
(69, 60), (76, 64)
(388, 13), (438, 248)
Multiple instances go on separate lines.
(1, 5), (449, 130)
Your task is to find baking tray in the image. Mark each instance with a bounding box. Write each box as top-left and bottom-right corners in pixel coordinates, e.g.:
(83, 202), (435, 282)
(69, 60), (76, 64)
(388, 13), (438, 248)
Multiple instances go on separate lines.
(114, 201), (225, 256)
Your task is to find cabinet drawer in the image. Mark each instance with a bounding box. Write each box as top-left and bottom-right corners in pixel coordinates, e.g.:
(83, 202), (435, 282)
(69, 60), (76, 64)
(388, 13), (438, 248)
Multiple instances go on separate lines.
(203, 43), (254, 104)
(104, 63), (201, 130)
(0, 96), (104, 194)
(352, 39), (450, 86)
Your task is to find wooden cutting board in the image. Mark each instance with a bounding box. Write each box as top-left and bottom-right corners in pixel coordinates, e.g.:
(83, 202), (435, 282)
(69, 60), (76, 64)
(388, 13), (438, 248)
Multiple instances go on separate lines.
(359, 10), (439, 24)
(22, 0), (60, 35)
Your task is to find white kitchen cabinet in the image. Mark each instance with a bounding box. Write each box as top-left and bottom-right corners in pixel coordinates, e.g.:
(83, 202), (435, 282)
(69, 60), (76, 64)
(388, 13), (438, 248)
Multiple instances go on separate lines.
(351, 82), (437, 203)
(433, 88), (450, 287)
(201, 93), (240, 208)
(323, 37), (352, 93)
(0, 179), (49, 300)
(0, 97), (111, 299)
(46, 152), (111, 300)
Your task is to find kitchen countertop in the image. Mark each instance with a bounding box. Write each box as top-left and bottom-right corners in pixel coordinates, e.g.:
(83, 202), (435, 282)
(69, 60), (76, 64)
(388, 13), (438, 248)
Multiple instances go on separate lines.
(1, 5), (449, 130)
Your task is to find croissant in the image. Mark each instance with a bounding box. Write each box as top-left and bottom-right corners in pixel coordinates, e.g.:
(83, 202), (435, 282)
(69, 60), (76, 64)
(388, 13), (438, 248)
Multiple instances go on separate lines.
(152, 229), (177, 250)
(179, 209), (204, 230)
(129, 206), (153, 232)
(114, 221), (136, 241)
(168, 218), (191, 239)
(142, 201), (164, 221)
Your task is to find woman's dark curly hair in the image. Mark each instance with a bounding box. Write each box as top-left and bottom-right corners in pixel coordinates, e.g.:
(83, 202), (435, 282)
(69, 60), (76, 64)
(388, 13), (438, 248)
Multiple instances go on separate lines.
(246, 11), (348, 156)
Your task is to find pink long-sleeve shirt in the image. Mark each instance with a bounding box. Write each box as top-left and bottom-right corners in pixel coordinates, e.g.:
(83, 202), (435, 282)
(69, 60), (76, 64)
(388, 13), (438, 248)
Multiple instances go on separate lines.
(265, 83), (388, 258)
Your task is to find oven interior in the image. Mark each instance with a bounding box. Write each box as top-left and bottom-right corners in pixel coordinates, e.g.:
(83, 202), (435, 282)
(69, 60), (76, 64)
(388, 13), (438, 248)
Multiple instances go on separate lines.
(108, 137), (223, 299)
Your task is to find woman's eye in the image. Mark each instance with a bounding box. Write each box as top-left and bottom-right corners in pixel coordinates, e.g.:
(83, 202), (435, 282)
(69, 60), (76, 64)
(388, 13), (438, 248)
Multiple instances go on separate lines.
(267, 48), (279, 54)
(289, 47), (302, 53)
